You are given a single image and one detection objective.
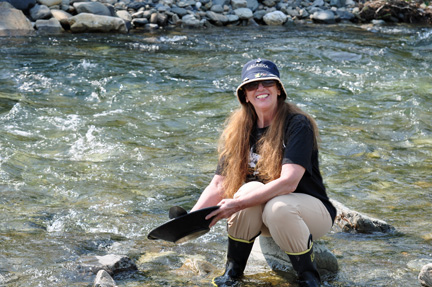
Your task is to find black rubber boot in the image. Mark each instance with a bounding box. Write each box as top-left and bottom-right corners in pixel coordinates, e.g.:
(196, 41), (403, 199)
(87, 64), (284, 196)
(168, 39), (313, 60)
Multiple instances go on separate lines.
(212, 235), (257, 287)
(287, 235), (321, 287)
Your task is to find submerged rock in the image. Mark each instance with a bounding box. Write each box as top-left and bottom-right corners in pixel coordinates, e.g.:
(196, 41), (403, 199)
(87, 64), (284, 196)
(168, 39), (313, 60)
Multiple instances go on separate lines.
(331, 199), (396, 234)
(78, 254), (137, 275)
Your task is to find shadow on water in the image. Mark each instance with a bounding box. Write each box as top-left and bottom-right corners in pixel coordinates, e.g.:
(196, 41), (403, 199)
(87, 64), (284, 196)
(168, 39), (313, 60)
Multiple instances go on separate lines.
(0, 24), (431, 286)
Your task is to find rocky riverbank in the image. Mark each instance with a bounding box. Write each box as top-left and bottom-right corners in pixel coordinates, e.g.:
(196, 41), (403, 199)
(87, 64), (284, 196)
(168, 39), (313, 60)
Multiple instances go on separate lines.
(1, 0), (432, 36)
(53, 199), (430, 287)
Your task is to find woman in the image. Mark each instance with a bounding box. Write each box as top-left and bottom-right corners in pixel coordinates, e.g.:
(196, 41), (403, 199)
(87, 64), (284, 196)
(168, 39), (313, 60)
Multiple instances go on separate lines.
(191, 58), (336, 287)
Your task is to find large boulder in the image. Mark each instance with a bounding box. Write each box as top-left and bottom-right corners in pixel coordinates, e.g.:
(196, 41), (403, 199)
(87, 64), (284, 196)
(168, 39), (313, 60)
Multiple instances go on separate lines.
(1, 0), (36, 10)
(68, 13), (128, 33)
(0, 2), (34, 36)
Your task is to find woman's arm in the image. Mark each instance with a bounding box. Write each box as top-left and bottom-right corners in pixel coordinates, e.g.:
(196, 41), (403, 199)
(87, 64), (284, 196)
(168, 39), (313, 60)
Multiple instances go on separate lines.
(190, 174), (225, 212)
(206, 163), (305, 227)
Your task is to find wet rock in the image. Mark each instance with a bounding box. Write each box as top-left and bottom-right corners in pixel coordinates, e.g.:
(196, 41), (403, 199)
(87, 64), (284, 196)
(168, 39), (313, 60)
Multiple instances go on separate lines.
(73, 1), (112, 16)
(0, 2), (34, 36)
(331, 199), (396, 233)
(30, 4), (53, 20)
(231, 0), (247, 9)
(78, 254), (137, 275)
(419, 263), (432, 287)
(93, 269), (117, 287)
(251, 236), (339, 275)
(68, 13), (128, 33)
(35, 18), (63, 34)
(263, 10), (287, 25)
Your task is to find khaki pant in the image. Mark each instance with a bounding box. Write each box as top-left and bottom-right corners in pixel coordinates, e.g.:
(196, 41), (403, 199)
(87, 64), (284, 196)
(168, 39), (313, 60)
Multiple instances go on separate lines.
(227, 181), (333, 253)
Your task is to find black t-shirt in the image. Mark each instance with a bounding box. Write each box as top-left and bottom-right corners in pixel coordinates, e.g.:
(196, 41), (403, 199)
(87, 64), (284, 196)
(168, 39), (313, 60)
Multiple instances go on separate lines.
(216, 114), (336, 223)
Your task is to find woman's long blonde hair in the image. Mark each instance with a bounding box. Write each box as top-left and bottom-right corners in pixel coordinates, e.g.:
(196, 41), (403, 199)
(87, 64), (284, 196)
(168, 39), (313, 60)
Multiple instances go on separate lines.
(218, 96), (319, 198)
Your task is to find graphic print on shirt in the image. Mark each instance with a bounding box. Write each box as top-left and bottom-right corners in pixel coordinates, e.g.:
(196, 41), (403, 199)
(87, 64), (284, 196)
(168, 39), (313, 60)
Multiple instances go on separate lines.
(248, 147), (260, 177)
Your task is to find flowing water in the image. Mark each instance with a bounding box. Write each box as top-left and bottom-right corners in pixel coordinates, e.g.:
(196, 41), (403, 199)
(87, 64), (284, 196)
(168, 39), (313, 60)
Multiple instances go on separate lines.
(0, 24), (431, 287)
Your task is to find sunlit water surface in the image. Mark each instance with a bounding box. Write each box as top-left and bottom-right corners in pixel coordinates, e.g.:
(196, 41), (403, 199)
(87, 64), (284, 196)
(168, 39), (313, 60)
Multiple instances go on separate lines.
(0, 25), (431, 286)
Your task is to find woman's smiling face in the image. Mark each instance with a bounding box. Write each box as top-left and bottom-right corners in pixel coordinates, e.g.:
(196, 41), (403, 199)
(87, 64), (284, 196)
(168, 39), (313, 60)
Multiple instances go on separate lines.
(244, 80), (281, 115)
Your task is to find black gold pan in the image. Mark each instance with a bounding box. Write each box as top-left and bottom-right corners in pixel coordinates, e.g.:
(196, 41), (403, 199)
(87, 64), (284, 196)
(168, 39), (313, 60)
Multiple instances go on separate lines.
(147, 206), (219, 244)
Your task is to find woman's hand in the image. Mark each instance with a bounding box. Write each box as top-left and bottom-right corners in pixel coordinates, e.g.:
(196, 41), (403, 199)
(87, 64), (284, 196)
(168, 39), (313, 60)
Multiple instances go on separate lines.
(206, 198), (242, 228)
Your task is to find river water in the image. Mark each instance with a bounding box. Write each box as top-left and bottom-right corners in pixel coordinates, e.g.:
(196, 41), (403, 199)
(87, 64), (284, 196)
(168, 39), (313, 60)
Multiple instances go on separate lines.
(0, 24), (431, 287)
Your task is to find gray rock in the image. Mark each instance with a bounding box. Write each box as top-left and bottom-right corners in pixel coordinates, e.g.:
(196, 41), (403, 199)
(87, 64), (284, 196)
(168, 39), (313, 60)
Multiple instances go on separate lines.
(234, 7), (253, 19)
(419, 263), (432, 287)
(262, 0), (277, 7)
(311, 9), (336, 24)
(0, 2), (34, 36)
(335, 10), (354, 21)
(116, 10), (132, 22)
(132, 18), (149, 27)
(211, 4), (224, 13)
(35, 18), (63, 34)
(311, 0), (325, 7)
(251, 236), (338, 275)
(29, 4), (52, 20)
(263, 10), (287, 25)
(182, 14), (202, 27)
(231, 0), (247, 9)
(78, 254), (137, 275)
(2, 0), (36, 10)
(205, 11), (229, 25)
(68, 13), (128, 33)
(331, 199), (396, 234)
(330, 0), (345, 8)
(38, 0), (62, 6)
(246, 0), (259, 11)
(93, 270), (117, 287)
(73, 2), (111, 16)
(171, 7), (189, 17)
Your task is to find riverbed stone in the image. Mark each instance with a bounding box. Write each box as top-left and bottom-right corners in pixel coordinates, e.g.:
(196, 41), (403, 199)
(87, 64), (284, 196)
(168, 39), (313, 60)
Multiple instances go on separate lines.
(234, 7), (253, 19)
(311, 9), (337, 23)
(263, 10), (287, 25)
(38, 0), (62, 6)
(419, 263), (432, 287)
(73, 1), (112, 16)
(29, 4), (53, 20)
(0, 2), (34, 36)
(79, 254), (137, 275)
(93, 269), (117, 287)
(231, 0), (247, 9)
(69, 13), (128, 33)
(206, 11), (229, 25)
(331, 199), (396, 233)
(182, 14), (202, 27)
(251, 236), (339, 274)
(35, 18), (63, 34)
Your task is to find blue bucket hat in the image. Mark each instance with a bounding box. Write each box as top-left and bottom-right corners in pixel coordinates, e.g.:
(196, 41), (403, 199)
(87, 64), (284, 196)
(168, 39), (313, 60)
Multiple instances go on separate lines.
(236, 58), (288, 104)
